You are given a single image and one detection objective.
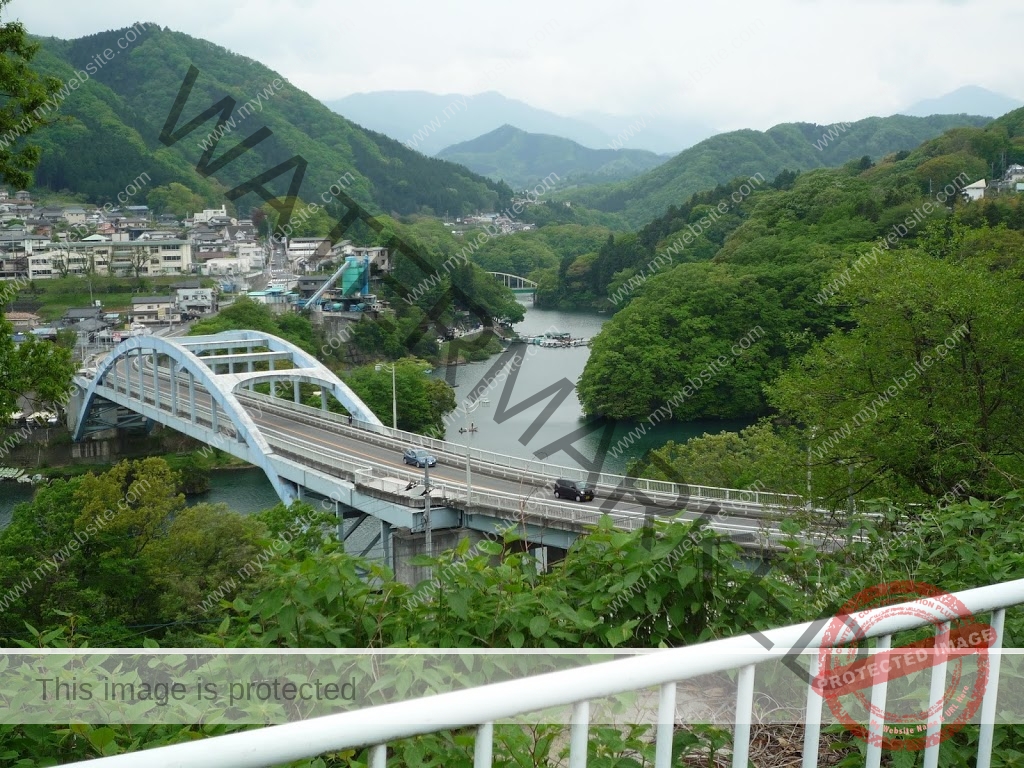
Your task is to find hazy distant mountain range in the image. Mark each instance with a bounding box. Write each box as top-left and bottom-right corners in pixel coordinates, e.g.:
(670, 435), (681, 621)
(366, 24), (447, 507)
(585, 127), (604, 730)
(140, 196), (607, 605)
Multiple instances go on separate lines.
(901, 86), (1022, 118)
(324, 91), (715, 155)
(436, 125), (669, 189)
(325, 86), (1023, 160)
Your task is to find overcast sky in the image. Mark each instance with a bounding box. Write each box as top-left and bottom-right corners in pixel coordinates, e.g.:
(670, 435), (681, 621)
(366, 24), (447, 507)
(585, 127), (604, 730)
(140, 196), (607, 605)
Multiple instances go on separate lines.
(8, 0), (1023, 130)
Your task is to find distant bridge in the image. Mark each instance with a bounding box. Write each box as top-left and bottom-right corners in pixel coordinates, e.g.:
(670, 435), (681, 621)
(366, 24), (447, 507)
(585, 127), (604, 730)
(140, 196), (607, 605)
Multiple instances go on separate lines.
(70, 330), (827, 581)
(489, 272), (538, 295)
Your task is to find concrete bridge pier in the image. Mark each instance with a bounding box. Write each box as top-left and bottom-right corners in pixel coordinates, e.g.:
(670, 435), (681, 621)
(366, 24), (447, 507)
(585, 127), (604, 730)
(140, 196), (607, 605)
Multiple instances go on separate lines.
(390, 527), (489, 587)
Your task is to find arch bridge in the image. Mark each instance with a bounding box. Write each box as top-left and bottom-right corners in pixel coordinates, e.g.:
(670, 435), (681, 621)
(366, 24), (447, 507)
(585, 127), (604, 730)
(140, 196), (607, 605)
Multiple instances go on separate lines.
(68, 329), (824, 580)
(71, 330), (381, 503)
(488, 272), (538, 295)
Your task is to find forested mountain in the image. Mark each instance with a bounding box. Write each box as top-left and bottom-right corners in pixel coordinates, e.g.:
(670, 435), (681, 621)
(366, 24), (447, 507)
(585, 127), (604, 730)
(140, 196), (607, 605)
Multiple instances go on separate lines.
(572, 110), (1024, 504)
(25, 27), (510, 217)
(564, 114), (992, 226)
(436, 125), (668, 189)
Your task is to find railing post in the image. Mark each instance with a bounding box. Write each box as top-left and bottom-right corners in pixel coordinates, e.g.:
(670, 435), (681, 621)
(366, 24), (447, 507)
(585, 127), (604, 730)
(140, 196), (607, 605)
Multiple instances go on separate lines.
(569, 700), (590, 768)
(923, 622), (950, 768)
(368, 744), (386, 768)
(802, 651), (823, 768)
(977, 608), (1006, 768)
(732, 664), (756, 768)
(655, 682), (677, 768)
(865, 635), (892, 768)
(474, 722), (494, 768)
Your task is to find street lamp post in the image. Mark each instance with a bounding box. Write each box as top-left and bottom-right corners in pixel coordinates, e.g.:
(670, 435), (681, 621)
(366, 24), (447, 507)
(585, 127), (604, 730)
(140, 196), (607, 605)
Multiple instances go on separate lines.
(460, 399), (481, 515)
(375, 363), (397, 430)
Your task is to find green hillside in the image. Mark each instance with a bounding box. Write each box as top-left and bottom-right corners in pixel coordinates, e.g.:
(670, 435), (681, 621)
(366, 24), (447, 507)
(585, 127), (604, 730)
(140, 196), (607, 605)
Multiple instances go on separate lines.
(24, 26), (510, 217)
(571, 110), (1024, 502)
(435, 124), (668, 189)
(565, 114), (991, 226)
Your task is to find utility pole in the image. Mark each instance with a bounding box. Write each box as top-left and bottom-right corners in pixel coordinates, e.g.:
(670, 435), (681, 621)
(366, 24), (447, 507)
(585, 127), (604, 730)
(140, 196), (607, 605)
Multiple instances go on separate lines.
(465, 434), (472, 515)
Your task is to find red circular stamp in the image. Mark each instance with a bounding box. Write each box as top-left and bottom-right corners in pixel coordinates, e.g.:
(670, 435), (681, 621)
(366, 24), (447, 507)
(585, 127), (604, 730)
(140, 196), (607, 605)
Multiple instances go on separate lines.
(813, 581), (993, 751)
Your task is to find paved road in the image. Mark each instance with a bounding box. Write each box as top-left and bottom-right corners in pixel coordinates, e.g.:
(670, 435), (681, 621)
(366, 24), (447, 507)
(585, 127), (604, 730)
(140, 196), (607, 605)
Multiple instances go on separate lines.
(100, 359), (789, 543)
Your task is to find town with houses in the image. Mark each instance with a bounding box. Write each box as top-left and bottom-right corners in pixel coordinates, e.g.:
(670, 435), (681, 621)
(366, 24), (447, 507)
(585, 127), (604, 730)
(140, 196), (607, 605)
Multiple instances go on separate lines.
(0, 187), (416, 355)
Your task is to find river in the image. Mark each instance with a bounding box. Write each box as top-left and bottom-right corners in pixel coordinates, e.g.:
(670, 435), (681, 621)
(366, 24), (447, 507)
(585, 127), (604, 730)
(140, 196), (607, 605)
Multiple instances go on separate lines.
(0, 467), (279, 528)
(0, 301), (746, 527)
(435, 302), (749, 475)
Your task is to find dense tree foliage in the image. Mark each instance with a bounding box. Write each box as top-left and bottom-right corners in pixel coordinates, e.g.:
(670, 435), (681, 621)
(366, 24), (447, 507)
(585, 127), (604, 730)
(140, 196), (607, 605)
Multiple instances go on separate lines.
(0, 312), (76, 423)
(342, 359), (456, 434)
(189, 297), (316, 353)
(0, 1), (61, 189)
(2, 458), (1024, 764)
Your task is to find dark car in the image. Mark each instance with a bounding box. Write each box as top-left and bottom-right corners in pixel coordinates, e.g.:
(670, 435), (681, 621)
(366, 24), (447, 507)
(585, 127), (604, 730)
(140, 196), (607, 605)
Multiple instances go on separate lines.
(554, 478), (594, 502)
(403, 447), (437, 468)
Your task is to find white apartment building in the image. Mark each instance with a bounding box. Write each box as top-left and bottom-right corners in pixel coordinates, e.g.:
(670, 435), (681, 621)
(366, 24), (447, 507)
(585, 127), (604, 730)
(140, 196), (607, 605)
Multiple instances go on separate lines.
(235, 240), (267, 270)
(286, 237), (330, 266)
(192, 206), (231, 225)
(33, 240), (194, 278)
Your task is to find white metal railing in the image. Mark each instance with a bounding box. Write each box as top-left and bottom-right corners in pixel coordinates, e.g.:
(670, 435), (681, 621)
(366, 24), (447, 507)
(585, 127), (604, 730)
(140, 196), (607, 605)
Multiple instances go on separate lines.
(64, 578), (1024, 768)
(237, 391), (806, 512)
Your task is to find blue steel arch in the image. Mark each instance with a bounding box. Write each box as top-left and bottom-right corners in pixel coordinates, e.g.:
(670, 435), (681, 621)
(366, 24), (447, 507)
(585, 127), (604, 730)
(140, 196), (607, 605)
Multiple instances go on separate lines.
(73, 331), (381, 503)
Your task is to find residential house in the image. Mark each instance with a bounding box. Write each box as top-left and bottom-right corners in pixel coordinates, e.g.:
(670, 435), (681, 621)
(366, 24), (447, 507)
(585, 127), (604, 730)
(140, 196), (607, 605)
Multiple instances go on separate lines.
(6, 312), (40, 331)
(191, 205), (229, 225)
(62, 307), (104, 326)
(963, 179), (987, 201)
(130, 296), (180, 325)
(62, 207), (88, 226)
(175, 287), (215, 313)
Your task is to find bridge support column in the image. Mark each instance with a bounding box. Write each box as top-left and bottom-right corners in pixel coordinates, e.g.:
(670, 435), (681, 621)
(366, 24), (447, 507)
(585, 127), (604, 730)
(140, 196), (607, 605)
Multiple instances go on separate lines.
(137, 348), (144, 404)
(391, 528), (487, 587)
(321, 390), (327, 411)
(188, 372), (196, 424)
(152, 352), (160, 411)
(211, 400), (219, 432)
(170, 364), (178, 417)
(294, 380), (300, 404)
(269, 359), (276, 398)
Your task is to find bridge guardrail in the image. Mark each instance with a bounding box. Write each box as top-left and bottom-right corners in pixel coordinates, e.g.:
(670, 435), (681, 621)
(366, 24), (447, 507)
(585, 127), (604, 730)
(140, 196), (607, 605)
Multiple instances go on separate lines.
(92, 378), (812, 550)
(261, 431), (780, 548)
(236, 392), (807, 514)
